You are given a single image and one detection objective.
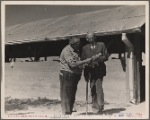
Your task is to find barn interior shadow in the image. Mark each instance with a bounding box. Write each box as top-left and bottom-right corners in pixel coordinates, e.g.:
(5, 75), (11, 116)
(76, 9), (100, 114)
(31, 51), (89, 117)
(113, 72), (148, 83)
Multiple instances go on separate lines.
(79, 108), (126, 115)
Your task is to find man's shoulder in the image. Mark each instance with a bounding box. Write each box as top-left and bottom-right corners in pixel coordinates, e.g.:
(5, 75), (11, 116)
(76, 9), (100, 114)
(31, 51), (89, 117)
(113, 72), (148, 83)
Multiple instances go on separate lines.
(62, 45), (70, 51)
(82, 44), (90, 49)
(61, 45), (70, 55)
(96, 42), (105, 48)
(97, 42), (105, 45)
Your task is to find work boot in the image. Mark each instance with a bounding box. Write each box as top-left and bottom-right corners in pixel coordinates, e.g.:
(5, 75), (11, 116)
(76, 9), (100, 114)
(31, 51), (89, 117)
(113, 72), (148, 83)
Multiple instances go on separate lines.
(99, 105), (104, 111)
(92, 106), (99, 114)
(72, 107), (77, 112)
(97, 105), (104, 114)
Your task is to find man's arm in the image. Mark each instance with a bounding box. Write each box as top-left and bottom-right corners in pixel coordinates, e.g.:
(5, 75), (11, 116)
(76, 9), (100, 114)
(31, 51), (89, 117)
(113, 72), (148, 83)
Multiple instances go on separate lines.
(97, 43), (109, 62)
(64, 50), (92, 68)
(68, 58), (92, 68)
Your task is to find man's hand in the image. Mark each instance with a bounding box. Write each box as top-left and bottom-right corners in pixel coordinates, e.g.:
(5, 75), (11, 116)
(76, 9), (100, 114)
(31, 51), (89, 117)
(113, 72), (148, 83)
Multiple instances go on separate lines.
(92, 53), (102, 61)
(85, 58), (92, 64)
(81, 63), (88, 69)
(92, 53), (109, 62)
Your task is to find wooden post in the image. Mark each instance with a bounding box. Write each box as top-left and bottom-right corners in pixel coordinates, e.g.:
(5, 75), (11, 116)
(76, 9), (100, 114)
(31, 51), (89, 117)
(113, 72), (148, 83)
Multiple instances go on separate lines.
(29, 57), (34, 62)
(125, 51), (130, 103)
(14, 58), (16, 62)
(134, 33), (142, 104)
(45, 56), (47, 61)
(118, 52), (121, 59)
(122, 33), (135, 103)
(128, 51), (136, 103)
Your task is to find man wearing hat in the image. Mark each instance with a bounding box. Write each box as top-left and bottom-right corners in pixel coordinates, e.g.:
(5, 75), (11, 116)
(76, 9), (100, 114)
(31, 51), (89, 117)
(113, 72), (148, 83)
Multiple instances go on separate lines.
(82, 32), (109, 113)
(59, 37), (96, 115)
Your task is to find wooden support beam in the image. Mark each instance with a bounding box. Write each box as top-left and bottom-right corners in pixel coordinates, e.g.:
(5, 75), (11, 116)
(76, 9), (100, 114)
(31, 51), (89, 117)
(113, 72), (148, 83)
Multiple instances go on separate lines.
(9, 58), (13, 62)
(45, 56), (47, 61)
(118, 53), (121, 59)
(122, 33), (135, 103)
(27, 44), (41, 61)
(27, 42), (48, 61)
(125, 51), (130, 103)
(128, 52), (135, 103)
(29, 57), (34, 62)
(14, 58), (16, 62)
(134, 33), (142, 104)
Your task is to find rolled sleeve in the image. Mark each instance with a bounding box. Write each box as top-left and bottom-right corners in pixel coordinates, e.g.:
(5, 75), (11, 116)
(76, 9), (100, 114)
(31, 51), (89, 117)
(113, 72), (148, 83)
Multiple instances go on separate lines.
(64, 50), (77, 64)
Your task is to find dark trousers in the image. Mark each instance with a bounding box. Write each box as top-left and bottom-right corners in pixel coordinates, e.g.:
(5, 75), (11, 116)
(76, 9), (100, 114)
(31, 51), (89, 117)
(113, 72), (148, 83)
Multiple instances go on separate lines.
(90, 78), (104, 111)
(84, 65), (105, 111)
(59, 70), (81, 115)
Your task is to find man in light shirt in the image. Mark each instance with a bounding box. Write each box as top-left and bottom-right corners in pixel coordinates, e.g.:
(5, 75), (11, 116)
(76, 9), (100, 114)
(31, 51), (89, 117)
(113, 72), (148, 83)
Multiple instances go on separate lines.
(59, 37), (93, 115)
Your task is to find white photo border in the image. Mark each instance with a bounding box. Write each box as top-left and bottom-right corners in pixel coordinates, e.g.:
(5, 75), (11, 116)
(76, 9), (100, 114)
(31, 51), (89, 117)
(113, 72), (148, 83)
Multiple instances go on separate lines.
(1, 1), (149, 119)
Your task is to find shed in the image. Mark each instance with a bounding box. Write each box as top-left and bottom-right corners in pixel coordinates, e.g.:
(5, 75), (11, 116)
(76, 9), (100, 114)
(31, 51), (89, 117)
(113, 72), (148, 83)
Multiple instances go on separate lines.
(5, 5), (146, 104)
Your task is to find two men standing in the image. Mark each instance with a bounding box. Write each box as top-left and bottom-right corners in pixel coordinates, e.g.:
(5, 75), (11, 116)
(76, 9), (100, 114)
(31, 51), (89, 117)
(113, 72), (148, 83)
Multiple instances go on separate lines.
(59, 33), (108, 115)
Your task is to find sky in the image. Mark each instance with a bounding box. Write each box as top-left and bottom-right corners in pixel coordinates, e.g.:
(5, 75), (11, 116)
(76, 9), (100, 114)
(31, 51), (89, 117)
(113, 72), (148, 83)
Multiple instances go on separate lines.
(6, 5), (120, 26)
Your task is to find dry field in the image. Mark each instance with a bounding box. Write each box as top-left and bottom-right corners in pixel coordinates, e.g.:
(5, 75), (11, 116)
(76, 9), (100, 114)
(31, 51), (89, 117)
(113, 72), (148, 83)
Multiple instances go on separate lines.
(3, 56), (146, 119)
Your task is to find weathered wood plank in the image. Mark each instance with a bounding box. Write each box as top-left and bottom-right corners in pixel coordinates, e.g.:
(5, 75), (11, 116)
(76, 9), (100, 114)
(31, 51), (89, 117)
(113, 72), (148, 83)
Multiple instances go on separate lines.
(5, 6), (145, 45)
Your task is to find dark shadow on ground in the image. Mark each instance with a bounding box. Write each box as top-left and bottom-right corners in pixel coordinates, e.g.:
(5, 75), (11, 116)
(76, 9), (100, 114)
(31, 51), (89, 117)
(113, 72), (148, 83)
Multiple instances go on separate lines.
(79, 108), (126, 116)
(8, 112), (34, 115)
(5, 97), (61, 111)
(103, 108), (126, 115)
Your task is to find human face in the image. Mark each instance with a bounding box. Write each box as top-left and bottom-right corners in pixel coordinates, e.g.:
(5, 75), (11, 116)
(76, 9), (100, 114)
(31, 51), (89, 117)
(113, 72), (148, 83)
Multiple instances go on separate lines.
(71, 38), (81, 51)
(74, 40), (81, 51)
(86, 34), (94, 43)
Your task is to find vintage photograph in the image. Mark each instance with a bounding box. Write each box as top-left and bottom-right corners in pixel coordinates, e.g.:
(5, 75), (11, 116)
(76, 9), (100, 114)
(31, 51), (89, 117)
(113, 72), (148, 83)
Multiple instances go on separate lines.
(1, 1), (149, 119)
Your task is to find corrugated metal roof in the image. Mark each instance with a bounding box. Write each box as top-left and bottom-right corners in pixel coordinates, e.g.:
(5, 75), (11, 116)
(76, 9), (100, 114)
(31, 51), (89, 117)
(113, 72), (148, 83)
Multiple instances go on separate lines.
(6, 5), (145, 45)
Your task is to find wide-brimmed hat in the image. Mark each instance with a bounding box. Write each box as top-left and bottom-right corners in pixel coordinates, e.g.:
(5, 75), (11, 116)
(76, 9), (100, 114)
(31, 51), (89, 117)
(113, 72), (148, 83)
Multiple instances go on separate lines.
(69, 37), (80, 44)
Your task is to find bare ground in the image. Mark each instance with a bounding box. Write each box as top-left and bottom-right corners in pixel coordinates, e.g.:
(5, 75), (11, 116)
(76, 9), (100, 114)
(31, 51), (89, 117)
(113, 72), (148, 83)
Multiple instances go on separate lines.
(2, 57), (147, 119)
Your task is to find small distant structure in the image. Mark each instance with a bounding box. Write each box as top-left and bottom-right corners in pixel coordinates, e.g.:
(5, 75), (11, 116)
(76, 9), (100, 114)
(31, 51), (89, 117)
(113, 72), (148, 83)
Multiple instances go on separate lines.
(10, 61), (14, 68)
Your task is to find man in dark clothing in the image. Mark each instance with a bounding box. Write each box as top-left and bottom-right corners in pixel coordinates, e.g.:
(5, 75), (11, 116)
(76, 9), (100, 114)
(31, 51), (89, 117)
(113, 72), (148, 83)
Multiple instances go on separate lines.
(82, 33), (108, 113)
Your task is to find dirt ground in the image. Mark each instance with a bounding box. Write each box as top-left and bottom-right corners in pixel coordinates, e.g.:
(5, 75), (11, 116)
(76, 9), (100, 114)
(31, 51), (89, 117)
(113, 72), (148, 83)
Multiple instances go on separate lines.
(2, 56), (147, 119)
(4, 97), (146, 119)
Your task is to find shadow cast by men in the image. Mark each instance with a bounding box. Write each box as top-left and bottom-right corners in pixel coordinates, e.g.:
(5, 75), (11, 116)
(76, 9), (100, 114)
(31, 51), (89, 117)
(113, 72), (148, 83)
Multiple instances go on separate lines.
(79, 108), (126, 116)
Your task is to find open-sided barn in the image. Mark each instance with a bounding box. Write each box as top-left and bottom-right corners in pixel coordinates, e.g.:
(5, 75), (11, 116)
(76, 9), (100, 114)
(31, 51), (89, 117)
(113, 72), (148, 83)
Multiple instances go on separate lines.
(5, 6), (145, 59)
(5, 5), (146, 104)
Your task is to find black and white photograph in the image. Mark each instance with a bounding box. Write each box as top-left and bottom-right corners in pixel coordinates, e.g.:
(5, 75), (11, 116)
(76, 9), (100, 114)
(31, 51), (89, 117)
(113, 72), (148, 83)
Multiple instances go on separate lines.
(1, 1), (149, 119)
